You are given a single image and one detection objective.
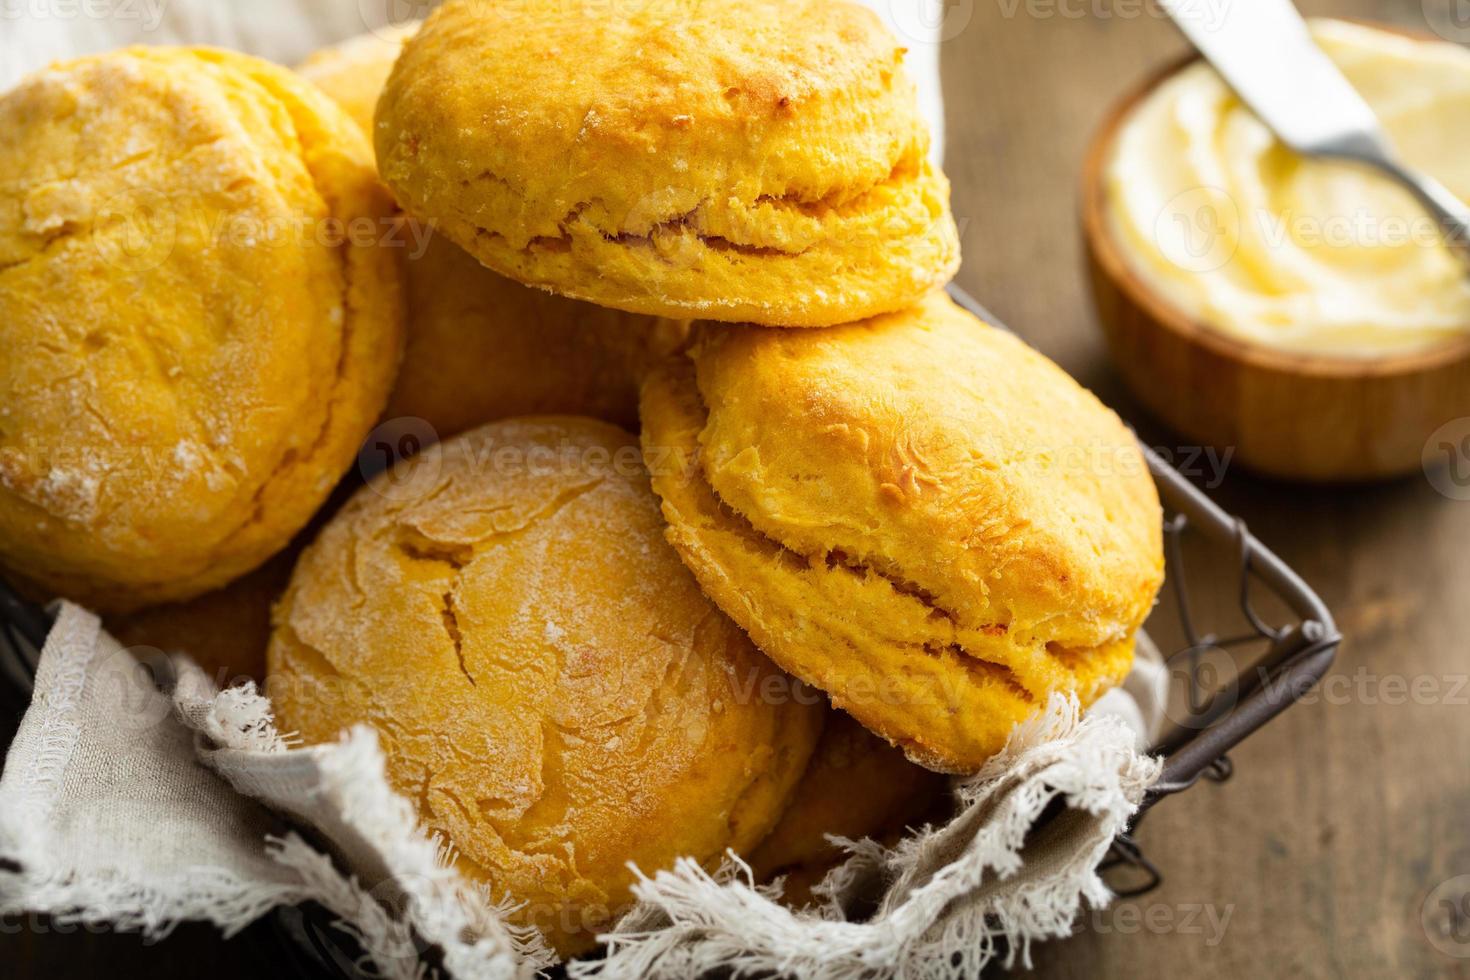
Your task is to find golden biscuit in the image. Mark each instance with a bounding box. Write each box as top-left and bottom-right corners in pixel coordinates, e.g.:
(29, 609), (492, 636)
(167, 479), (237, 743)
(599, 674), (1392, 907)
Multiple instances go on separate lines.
(376, 0), (960, 327)
(107, 549), (294, 685)
(299, 28), (686, 436)
(640, 293), (1165, 773)
(748, 712), (948, 906)
(267, 417), (823, 958)
(0, 48), (405, 612)
(385, 237), (688, 435)
(296, 21), (421, 136)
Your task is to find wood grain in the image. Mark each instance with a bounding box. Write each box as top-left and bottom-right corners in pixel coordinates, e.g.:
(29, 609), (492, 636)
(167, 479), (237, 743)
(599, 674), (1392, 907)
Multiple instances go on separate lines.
(6, 1), (1470, 977)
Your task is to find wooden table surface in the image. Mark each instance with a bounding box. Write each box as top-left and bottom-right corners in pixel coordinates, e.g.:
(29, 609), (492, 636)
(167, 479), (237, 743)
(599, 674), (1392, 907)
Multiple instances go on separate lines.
(6, 1), (1470, 976)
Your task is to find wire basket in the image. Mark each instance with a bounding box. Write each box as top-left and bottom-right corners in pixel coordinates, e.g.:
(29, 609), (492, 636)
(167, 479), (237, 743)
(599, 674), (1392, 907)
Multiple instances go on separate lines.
(0, 285), (1340, 974)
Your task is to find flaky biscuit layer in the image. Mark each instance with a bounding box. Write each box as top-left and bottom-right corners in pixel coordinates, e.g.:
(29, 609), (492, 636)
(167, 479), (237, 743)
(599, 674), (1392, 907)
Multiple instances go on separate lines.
(641, 293), (1164, 771)
(376, 0), (959, 326)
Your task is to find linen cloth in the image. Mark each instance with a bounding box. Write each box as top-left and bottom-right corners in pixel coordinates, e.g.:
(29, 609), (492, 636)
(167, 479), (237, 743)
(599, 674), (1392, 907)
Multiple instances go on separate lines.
(0, 3), (1164, 976)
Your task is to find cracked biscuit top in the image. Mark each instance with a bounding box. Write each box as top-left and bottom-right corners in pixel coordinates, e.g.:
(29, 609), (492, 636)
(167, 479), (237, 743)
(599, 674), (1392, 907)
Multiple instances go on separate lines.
(640, 292), (1165, 772)
(375, 0), (960, 327)
(266, 416), (823, 959)
(0, 47), (405, 612)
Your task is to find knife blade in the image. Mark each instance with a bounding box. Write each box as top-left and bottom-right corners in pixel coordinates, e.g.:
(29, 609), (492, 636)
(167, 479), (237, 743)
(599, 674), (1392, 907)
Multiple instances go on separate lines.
(1158, 0), (1387, 157)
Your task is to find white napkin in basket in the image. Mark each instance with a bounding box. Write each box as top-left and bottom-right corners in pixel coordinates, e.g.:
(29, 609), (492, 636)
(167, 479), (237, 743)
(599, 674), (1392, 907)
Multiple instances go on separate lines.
(0, 602), (1161, 979)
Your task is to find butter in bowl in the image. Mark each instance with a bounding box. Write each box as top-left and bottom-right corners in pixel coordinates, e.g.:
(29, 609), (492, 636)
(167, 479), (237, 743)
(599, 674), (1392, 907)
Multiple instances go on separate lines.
(1083, 19), (1470, 481)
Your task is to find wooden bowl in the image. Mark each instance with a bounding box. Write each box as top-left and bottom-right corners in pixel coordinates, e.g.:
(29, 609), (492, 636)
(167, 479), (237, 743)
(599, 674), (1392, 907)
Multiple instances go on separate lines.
(1081, 54), (1470, 483)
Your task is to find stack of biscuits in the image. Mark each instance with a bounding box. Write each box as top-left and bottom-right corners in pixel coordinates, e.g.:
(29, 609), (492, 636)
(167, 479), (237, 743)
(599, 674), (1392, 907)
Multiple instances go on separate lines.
(0, 0), (1164, 960)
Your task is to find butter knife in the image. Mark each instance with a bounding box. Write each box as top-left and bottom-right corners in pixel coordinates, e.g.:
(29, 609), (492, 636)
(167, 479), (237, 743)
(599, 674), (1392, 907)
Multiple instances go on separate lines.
(1159, 0), (1470, 267)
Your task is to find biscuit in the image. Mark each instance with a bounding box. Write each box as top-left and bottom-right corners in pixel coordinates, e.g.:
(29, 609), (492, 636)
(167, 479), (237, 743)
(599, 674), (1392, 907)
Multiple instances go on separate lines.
(640, 292), (1165, 772)
(299, 28), (686, 436)
(106, 548), (294, 685)
(384, 236), (689, 435)
(267, 417), (823, 957)
(0, 47), (405, 611)
(375, 0), (960, 327)
(296, 21), (421, 136)
(748, 712), (947, 906)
